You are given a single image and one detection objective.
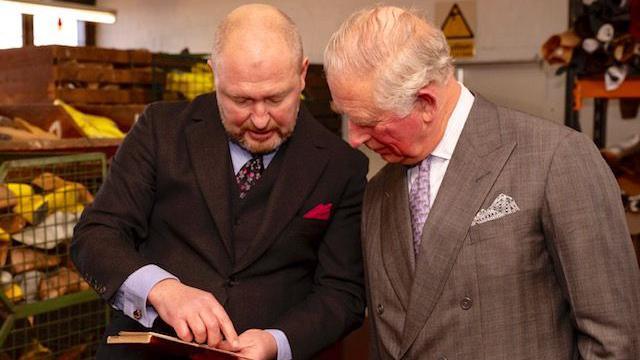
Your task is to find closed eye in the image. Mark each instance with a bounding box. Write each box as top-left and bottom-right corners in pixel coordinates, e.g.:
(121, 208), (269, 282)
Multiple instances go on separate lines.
(233, 97), (251, 105)
(266, 96), (284, 104)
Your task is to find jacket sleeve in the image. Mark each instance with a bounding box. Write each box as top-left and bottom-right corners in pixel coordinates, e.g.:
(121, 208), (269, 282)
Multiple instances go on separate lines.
(273, 152), (369, 359)
(541, 131), (640, 358)
(71, 104), (160, 301)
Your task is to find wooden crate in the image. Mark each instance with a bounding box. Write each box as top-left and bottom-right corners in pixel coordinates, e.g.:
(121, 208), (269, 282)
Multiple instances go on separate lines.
(0, 104), (141, 136)
(0, 103), (141, 158)
(0, 46), (154, 105)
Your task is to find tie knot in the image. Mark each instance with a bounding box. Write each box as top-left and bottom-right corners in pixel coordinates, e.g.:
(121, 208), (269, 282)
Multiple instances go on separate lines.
(247, 156), (263, 172)
(418, 156), (431, 174)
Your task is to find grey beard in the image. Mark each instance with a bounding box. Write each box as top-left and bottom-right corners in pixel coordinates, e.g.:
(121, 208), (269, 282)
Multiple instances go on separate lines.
(225, 126), (294, 155)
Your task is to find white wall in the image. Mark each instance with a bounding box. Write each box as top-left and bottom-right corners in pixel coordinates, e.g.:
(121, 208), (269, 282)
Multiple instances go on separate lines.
(97, 0), (640, 177)
(97, 0), (565, 63)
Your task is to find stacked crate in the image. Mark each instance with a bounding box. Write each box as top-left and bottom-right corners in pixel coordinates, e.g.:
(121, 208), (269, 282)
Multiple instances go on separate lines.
(0, 46), (151, 140)
(0, 45), (152, 106)
(0, 153), (108, 359)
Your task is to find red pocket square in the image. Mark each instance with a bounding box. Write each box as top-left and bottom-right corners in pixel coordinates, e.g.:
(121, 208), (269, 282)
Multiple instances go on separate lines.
(303, 203), (332, 221)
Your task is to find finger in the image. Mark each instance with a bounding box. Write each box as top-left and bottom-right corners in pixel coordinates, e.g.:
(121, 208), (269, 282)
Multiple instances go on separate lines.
(199, 311), (222, 347)
(212, 305), (239, 349)
(216, 340), (237, 352)
(173, 319), (193, 343)
(218, 340), (253, 360)
(187, 314), (207, 344)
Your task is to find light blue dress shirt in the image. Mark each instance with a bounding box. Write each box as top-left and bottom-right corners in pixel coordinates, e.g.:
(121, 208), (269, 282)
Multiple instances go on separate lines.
(111, 141), (291, 360)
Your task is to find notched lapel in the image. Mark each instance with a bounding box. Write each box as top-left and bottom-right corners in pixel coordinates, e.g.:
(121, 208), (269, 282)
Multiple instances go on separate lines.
(380, 164), (415, 309)
(398, 96), (516, 357)
(185, 103), (235, 268)
(234, 115), (330, 273)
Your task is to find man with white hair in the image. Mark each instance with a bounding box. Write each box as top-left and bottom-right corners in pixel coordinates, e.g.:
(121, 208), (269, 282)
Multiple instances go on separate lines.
(325, 5), (640, 359)
(72, 4), (367, 359)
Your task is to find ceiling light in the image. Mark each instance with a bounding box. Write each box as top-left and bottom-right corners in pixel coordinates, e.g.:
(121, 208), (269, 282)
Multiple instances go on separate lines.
(0, 0), (116, 24)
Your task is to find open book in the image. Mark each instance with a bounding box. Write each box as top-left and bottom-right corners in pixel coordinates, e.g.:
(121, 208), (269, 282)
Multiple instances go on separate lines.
(107, 331), (251, 359)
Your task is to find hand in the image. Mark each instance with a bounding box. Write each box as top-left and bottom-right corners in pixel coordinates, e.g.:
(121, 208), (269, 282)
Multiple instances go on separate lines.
(147, 279), (239, 349)
(219, 329), (277, 360)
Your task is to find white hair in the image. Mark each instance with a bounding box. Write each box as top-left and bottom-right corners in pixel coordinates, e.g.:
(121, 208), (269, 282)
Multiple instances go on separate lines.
(324, 6), (453, 116)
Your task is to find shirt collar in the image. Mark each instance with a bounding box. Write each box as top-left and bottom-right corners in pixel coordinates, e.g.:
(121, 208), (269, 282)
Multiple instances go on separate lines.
(228, 141), (278, 174)
(429, 82), (475, 161)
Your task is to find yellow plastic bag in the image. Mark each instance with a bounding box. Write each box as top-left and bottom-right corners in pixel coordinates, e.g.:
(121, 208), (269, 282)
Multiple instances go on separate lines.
(165, 62), (215, 100)
(0, 228), (9, 242)
(8, 183), (47, 224)
(43, 184), (83, 214)
(54, 100), (125, 139)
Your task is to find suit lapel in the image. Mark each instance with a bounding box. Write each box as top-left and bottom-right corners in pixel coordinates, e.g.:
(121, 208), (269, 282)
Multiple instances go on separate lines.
(185, 96), (235, 266)
(398, 97), (516, 357)
(234, 110), (329, 273)
(380, 164), (415, 309)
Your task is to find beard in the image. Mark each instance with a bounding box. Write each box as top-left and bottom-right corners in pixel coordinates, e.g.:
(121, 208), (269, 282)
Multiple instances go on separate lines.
(222, 117), (295, 155)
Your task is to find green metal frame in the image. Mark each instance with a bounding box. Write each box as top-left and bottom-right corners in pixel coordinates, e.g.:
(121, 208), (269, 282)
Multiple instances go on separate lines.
(0, 289), (100, 347)
(0, 153), (107, 182)
(0, 153), (108, 351)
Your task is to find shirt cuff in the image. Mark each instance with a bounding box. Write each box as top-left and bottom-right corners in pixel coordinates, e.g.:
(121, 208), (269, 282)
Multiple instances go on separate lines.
(265, 329), (292, 360)
(112, 264), (178, 328)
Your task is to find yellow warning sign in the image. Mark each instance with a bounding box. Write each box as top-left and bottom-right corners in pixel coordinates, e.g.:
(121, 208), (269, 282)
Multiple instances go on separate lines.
(439, 3), (475, 58)
(441, 4), (473, 39)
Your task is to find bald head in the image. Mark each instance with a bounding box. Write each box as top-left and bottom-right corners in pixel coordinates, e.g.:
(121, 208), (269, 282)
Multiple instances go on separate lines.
(212, 4), (303, 72)
(324, 6), (453, 116)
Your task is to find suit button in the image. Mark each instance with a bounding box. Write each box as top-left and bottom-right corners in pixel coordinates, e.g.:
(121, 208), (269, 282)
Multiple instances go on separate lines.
(133, 309), (142, 320)
(225, 277), (239, 288)
(376, 303), (384, 315)
(460, 296), (473, 310)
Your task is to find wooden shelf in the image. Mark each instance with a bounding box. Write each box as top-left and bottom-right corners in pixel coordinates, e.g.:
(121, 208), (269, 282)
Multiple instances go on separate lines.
(0, 138), (121, 157)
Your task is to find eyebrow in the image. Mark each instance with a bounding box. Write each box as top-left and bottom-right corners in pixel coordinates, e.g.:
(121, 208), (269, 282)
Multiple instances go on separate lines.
(353, 117), (381, 127)
(268, 90), (290, 99)
(227, 86), (292, 100)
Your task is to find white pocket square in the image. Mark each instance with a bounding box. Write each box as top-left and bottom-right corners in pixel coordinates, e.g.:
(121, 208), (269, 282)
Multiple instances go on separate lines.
(471, 193), (519, 226)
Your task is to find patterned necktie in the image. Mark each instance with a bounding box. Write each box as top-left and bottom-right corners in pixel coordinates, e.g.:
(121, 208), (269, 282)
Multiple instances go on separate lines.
(236, 156), (264, 199)
(409, 156), (432, 256)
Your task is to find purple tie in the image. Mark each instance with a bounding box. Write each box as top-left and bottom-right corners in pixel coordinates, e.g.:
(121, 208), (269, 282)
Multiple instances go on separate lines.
(236, 156), (264, 199)
(409, 156), (431, 256)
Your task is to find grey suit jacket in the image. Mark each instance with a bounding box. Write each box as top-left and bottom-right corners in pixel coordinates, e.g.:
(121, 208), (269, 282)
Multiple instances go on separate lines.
(363, 96), (640, 359)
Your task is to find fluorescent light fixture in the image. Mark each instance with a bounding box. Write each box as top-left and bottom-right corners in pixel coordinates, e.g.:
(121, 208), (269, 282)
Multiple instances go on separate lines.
(0, 0), (117, 24)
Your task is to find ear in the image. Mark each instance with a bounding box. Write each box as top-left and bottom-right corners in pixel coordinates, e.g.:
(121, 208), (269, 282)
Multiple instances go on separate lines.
(416, 84), (438, 123)
(207, 58), (215, 74)
(299, 57), (310, 90)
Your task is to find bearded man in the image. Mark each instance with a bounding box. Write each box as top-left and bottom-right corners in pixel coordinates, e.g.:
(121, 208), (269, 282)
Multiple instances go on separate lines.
(72, 4), (367, 360)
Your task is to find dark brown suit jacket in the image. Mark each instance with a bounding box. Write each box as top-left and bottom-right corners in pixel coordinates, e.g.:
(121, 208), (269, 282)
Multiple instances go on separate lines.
(363, 96), (640, 359)
(71, 93), (368, 359)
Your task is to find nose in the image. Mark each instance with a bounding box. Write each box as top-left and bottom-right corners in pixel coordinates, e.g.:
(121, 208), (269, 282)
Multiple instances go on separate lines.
(347, 121), (371, 148)
(251, 101), (270, 129)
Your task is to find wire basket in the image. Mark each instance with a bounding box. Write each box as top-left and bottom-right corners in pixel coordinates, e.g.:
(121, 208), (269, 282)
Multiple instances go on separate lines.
(0, 153), (108, 359)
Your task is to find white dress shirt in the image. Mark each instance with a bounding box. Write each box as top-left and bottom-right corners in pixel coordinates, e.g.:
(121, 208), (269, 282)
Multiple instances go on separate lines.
(407, 83), (475, 204)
